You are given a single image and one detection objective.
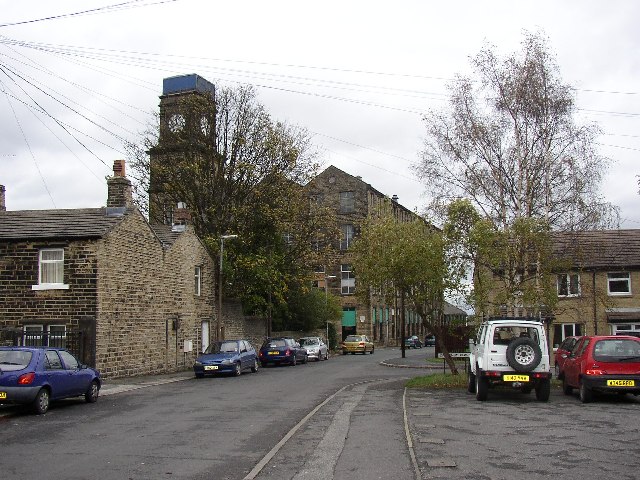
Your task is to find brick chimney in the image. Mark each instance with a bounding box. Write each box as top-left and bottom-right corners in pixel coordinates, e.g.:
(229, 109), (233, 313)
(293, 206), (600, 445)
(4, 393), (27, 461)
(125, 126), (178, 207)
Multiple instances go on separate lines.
(106, 160), (133, 208)
(0, 185), (5, 211)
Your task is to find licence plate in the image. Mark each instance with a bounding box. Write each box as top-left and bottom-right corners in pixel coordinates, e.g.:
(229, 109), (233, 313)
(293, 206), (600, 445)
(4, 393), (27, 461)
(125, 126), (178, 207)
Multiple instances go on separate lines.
(607, 379), (635, 387)
(268, 351), (279, 355)
(204, 366), (218, 371)
(0, 392), (6, 399)
(504, 374), (530, 382)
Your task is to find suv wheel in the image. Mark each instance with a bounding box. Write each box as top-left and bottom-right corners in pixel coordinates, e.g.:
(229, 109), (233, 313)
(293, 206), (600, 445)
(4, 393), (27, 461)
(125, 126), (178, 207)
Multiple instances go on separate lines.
(506, 337), (542, 372)
(467, 371), (476, 393)
(535, 378), (550, 402)
(475, 372), (488, 401)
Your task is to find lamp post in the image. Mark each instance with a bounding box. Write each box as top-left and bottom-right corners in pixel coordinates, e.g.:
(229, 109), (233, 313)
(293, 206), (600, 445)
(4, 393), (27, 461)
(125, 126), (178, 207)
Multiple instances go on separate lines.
(218, 234), (238, 341)
(325, 275), (337, 349)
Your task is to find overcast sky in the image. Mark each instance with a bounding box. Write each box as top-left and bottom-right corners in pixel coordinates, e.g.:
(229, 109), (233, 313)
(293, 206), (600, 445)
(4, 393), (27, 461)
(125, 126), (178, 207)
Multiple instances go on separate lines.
(1, 0), (639, 228)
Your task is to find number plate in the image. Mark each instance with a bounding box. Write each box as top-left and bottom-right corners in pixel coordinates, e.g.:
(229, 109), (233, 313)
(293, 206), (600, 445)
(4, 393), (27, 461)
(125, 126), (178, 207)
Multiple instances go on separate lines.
(504, 374), (530, 382)
(204, 366), (218, 371)
(0, 392), (6, 399)
(607, 379), (635, 387)
(268, 351), (279, 355)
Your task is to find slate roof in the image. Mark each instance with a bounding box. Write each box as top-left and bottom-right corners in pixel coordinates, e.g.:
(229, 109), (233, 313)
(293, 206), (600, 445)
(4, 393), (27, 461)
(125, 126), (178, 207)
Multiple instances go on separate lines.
(552, 230), (640, 270)
(0, 208), (130, 241)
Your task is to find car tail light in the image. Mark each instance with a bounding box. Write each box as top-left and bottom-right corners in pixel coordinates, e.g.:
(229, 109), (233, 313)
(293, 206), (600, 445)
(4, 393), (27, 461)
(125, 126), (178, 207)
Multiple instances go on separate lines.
(484, 371), (502, 377)
(359, 342), (365, 347)
(18, 372), (35, 385)
(285, 349), (291, 356)
(585, 368), (605, 375)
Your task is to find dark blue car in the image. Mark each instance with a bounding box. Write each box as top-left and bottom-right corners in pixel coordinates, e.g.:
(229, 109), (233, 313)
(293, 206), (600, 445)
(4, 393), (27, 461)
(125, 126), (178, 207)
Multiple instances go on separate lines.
(0, 346), (101, 414)
(193, 340), (259, 378)
(258, 337), (307, 367)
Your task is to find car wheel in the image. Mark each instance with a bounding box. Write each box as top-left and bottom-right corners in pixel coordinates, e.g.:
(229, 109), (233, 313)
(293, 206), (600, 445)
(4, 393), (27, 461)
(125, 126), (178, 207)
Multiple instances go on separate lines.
(370, 346), (374, 354)
(32, 388), (50, 415)
(234, 362), (242, 376)
(251, 359), (259, 373)
(475, 372), (488, 401)
(535, 379), (550, 402)
(291, 355), (297, 366)
(467, 371), (476, 393)
(562, 376), (573, 395)
(302, 354), (307, 364)
(506, 337), (542, 372)
(579, 380), (593, 403)
(85, 380), (99, 403)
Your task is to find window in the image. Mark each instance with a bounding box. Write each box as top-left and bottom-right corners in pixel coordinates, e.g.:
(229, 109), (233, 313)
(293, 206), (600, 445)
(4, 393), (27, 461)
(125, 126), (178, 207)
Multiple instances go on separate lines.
(553, 323), (583, 348)
(45, 350), (63, 370)
(557, 273), (580, 297)
(339, 191), (355, 213)
(340, 224), (355, 250)
(23, 325), (67, 347)
(32, 248), (69, 290)
(48, 325), (66, 348)
(194, 266), (202, 296)
(59, 350), (79, 369)
(341, 264), (355, 294)
(608, 272), (631, 295)
(23, 325), (43, 346)
(313, 265), (325, 273)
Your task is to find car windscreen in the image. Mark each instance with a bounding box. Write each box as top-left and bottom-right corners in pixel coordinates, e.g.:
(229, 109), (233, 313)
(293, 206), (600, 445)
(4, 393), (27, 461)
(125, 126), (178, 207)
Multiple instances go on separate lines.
(593, 339), (640, 362)
(204, 342), (238, 354)
(0, 350), (32, 371)
(344, 335), (361, 342)
(299, 338), (318, 346)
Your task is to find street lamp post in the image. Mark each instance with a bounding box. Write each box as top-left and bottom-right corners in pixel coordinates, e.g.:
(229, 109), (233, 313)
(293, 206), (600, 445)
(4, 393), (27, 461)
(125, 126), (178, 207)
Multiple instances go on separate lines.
(325, 275), (337, 349)
(218, 234), (238, 341)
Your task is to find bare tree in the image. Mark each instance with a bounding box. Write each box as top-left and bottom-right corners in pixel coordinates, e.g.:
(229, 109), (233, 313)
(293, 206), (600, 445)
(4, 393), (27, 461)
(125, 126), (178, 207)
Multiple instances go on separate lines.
(417, 31), (618, 231)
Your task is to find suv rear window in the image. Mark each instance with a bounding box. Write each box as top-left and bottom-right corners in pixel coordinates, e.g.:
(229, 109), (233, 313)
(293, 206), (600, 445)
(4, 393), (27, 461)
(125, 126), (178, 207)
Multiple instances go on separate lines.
(492, 326), (540, 346)
(593, 339), (640, 362)
(0, 350), (32, 371)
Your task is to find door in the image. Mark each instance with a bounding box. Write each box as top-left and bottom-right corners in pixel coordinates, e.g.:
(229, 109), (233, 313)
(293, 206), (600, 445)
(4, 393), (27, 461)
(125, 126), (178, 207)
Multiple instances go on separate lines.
(201, 321), (210, 353)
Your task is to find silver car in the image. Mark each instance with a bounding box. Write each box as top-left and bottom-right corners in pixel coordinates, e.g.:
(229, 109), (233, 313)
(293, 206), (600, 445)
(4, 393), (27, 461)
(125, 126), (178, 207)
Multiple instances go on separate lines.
(298, 337), (329, 361)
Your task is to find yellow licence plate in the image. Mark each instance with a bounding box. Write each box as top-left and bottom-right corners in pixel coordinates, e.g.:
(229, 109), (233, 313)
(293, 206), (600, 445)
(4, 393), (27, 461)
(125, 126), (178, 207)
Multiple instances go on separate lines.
(268, 351), (279, 355)
(204, 366), (218, 371)
(504, 374), (530, 382)
(0, 392), (6, 399)
(607, 379), (635, 387)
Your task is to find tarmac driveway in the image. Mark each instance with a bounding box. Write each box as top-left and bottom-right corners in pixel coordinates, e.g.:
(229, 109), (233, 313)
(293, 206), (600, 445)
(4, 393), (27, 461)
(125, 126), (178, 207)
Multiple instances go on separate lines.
(405, 386), (640, 480)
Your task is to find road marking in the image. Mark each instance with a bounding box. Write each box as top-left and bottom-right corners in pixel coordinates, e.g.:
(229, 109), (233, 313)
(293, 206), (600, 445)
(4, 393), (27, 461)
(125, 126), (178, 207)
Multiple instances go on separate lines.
(403, 388), (423, 480)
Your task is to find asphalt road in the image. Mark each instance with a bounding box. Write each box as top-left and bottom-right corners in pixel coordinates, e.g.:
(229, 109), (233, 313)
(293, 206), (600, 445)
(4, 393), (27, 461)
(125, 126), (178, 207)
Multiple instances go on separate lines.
(2, 348), (640, 480)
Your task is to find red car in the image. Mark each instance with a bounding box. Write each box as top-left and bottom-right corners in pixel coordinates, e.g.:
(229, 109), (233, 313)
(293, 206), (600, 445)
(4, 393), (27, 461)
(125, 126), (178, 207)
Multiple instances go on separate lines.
(562, 335), (640, 403)
(554, 336), (580, 377)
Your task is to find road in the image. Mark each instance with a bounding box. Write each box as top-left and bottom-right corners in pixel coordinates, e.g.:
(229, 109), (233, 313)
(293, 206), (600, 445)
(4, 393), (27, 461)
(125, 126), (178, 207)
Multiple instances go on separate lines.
(3, 348), (640, 480)
(0, 348), (417, 480)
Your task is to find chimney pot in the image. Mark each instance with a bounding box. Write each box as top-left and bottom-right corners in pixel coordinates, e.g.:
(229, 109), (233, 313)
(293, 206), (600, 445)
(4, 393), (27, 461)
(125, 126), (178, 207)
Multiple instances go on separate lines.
(113, 160), (125, 177)
(0, 185), (5, 211)
(391, 195), (399, 202)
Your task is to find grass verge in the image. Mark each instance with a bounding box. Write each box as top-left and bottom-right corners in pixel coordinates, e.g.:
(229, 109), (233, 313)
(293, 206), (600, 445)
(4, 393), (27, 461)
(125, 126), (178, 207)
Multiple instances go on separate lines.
(406, 373), (468, 389)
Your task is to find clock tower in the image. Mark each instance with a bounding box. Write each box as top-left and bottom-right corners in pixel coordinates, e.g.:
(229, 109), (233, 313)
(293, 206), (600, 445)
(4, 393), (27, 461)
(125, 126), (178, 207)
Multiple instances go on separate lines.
(148, 73), (216, 225)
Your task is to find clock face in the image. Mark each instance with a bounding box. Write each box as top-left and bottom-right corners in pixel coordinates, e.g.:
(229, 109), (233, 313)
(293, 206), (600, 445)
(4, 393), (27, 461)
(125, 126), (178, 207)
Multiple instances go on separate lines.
(168, 113), (185, 133)
(200, 116), (210, 136)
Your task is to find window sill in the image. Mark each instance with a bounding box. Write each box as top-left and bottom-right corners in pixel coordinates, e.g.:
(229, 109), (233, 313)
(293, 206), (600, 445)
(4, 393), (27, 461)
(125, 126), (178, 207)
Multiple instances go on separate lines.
(32, 284), (70, 291)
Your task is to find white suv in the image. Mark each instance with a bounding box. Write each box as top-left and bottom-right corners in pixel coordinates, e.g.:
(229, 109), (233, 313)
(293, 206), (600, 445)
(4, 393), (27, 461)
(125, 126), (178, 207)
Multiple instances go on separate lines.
(468, 318), (552, 402)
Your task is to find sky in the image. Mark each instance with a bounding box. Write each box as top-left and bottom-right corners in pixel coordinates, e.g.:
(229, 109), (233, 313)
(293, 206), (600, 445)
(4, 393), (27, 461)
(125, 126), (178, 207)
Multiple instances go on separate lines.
(1, 0), (639, 228)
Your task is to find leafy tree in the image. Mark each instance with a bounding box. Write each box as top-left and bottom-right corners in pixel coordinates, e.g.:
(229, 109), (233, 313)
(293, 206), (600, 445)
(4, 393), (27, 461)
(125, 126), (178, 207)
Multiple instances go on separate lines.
(351, 212), (466, 374)
(128, 84), (336, 328)
(417, 31), (618, 231)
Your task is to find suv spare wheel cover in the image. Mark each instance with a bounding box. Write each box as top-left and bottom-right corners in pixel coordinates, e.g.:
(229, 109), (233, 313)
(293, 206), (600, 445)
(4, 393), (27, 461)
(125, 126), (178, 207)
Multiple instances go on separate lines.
(506, 337), (542, 372)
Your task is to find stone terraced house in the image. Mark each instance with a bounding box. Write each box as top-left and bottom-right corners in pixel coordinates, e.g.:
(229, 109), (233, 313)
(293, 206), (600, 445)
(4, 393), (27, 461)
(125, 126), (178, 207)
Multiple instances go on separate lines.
(0, 161), (216, 378)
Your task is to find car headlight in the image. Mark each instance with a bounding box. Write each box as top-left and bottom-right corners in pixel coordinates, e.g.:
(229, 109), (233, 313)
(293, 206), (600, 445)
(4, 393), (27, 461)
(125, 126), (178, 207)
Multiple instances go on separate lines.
(194, 361), (203, 367)
(221, 359), (234, 365)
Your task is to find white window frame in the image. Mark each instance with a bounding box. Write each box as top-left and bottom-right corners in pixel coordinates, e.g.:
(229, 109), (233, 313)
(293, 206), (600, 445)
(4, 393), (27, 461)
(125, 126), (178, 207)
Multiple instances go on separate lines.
(340, 224), (354, 250)
(23, 325), (43, 346)
(32, 248), (69, 290)
(557, 273), (580, 297)
(607, 271), (631, 296)
(195, 266), (202, 296)
(341, 264), (355, 295)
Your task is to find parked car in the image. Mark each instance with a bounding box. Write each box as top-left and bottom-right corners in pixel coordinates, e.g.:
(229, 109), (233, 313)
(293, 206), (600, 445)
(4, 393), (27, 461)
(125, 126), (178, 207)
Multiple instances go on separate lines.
(298, 337), (329, 361)
(0, 346), (101, 414)
(424, 335), (436, 347)
(341, 335), (375, 355)
(562, 335), (640, 403)
(258, 338), (307, 367)
(193, 340), (259, 378)
(554, 335), (580, 377)
(404, 335), (422, 349)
